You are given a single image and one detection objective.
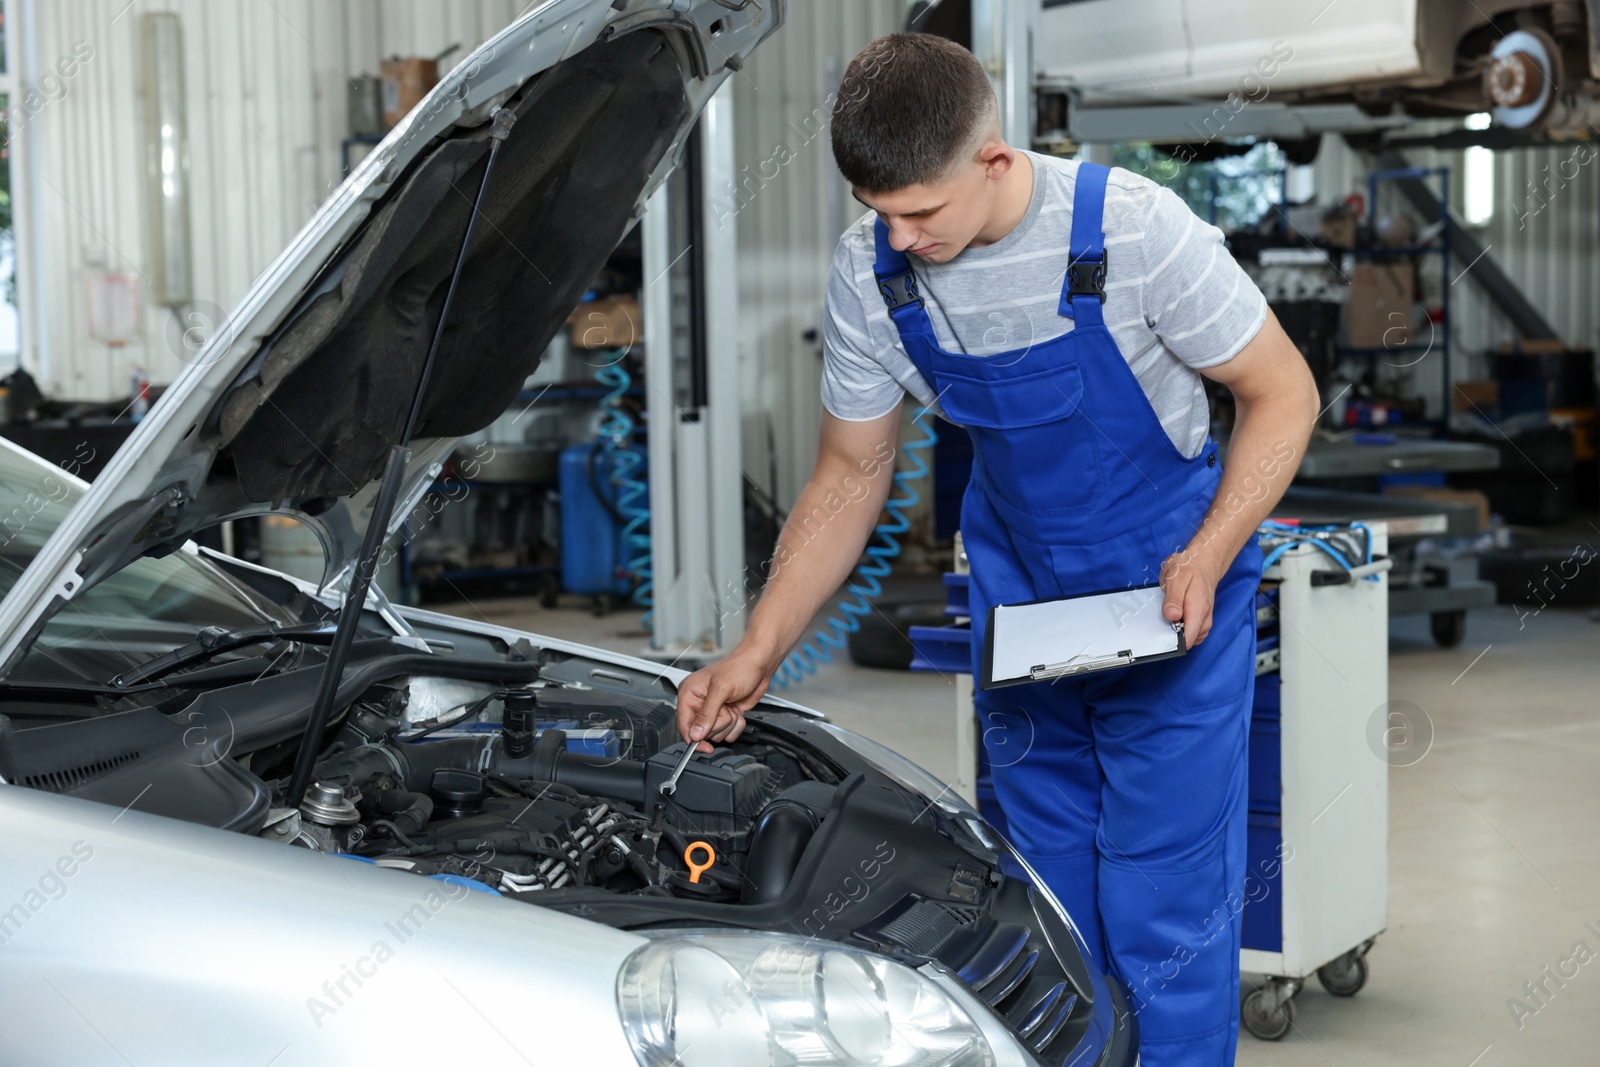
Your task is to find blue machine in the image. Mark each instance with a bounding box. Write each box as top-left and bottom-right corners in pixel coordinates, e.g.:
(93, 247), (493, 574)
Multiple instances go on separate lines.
(559, 442), (646, 600)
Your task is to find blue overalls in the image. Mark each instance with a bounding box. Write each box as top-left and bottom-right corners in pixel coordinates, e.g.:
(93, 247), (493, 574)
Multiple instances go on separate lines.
(872, 163), (1261, 1065)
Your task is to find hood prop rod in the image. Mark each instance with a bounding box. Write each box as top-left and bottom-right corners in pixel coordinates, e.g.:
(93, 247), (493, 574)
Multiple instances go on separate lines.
(286, 107), (519, 808)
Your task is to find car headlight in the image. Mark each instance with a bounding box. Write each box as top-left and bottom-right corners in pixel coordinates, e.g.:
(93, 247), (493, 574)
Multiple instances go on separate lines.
(616, 931), (997, 1067)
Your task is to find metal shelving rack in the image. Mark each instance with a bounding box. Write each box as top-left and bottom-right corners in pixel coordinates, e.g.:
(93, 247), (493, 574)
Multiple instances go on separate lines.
(394, 381), (646, 604)
(1337, 166), (1454, 434)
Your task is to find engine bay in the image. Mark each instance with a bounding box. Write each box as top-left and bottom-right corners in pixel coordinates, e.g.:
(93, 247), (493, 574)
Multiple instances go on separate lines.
(0, 640), (984, 909)
(271, 677), (847, 905)
(0, 635), (1117, 1062)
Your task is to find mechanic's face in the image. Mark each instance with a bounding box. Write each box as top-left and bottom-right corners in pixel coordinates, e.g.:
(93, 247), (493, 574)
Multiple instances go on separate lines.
(854, 135), (1016, 264)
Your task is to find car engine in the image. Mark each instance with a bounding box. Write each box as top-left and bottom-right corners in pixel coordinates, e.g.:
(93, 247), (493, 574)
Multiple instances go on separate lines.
(275, 679), (838, 904)
(0, 641), (1131, 1063)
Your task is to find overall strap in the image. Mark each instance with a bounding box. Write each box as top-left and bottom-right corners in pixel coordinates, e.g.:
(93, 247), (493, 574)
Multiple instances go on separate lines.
(871, 218), (939, 385)
(1059, 161), (1111, 327)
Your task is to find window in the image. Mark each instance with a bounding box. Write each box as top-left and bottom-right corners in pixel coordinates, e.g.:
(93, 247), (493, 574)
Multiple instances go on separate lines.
(1112, 141), (1289, 231)
(0, 0), (18, 366)
(1463, 112), (1495, 227)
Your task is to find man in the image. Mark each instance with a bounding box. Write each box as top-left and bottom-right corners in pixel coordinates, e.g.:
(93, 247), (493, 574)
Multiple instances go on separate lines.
(675, 32), (1319, 1065)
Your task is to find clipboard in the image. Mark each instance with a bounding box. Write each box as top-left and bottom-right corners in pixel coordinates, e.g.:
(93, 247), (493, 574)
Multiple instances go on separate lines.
(980, 582), (1186, 690)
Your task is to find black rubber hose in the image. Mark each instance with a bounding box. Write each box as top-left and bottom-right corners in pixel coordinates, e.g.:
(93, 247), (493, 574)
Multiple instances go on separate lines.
(740, 799), (819, 904)
(313, 737), (488, 794)
(496, 730), (647, 803)
(486, 773), (582, 805)
(622, 848), (655, 885)
(402, 694), (496, 742)
(532, 750), (647, 803)
(660, 823), (691, 859)
(360, 789), (435, 835)
(366, 819), (422, 850)
(317, 729), (650, 808)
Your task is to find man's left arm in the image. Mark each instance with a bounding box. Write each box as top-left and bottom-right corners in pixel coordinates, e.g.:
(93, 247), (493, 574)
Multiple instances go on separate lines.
(1160, 311), (1320, 645)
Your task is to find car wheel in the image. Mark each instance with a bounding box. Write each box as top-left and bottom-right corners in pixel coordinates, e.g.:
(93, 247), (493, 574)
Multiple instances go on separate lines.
(1430, 610), (1467, 648)
(846, 600), (948, 670)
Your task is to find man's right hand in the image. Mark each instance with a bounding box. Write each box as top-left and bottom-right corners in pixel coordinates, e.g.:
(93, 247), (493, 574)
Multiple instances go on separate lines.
(675, 648), (775, 753)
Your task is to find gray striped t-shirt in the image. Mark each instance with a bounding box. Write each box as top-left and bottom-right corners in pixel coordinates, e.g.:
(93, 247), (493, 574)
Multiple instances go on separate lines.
(821, 152), (1269, 458)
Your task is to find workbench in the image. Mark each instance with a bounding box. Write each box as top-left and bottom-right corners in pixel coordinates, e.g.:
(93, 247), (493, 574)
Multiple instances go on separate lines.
(1281, 437), (1501, 645)
(1295, 437), (1501, 479)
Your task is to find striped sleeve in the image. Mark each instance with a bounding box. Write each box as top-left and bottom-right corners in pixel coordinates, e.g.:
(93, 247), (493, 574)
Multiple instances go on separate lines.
(821, 234), (906, 421)
(1135, 185), (1268, 370)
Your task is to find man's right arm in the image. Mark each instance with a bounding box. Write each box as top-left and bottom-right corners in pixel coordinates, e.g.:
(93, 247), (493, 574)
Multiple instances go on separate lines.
(675, 404), (903, 750)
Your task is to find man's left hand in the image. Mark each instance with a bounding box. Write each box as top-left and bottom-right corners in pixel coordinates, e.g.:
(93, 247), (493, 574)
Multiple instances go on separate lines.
(1160, 550), (1223, 648)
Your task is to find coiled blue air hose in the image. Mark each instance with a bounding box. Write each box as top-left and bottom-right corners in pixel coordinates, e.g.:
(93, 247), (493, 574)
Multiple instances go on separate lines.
(1258, 519), (1377, 579)
(770, 406), (939, 689)
(595, 348), (653, 628)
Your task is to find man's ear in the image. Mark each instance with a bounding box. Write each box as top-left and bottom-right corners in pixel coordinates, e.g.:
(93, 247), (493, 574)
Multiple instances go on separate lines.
(979, 136), (1015, 182)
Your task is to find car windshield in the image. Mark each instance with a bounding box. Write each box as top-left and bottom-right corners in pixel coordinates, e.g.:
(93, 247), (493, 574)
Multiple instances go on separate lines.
(0, 439), (293, 684)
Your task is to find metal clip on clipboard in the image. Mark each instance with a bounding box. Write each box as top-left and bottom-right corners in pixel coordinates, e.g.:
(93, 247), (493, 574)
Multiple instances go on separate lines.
(1030, 650), (1135, 681)
(982, 584), (1185, 690)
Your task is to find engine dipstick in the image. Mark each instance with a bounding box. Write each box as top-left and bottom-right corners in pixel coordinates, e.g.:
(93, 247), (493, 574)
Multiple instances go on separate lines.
(684, 841), (716, 884)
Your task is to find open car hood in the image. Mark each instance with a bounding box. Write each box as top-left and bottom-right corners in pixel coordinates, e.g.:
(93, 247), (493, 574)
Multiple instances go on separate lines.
(0, 0), (783, 674)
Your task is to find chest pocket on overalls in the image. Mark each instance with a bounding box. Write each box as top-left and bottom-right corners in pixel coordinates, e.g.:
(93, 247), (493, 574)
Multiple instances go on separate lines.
(935, 357), (1107, 514)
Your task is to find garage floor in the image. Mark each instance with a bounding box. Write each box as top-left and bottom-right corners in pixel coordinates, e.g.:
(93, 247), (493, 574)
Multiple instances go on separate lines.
(434, 593), (1600, 1065)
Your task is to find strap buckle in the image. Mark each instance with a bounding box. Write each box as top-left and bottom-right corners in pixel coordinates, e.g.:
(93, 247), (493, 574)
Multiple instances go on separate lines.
(1066, 252), (1108, 304)
(878, 270), (923, 313)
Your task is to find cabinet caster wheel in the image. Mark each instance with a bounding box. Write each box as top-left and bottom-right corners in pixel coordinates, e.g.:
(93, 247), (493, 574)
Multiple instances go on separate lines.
(1242, 986), (1296, 1041)
(1430, 609), (1467, 648)
(1317, 950), (1369, 996)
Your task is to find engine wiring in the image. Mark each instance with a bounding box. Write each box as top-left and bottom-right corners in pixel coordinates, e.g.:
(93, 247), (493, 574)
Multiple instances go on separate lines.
(398, 693), (499, 742)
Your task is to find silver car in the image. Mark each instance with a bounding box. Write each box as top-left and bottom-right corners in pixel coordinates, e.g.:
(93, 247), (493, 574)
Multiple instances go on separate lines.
(0, 3), (1137, 1064)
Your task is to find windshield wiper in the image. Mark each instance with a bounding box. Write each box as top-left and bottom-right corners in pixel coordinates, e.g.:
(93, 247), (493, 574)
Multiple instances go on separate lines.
(108, 620), (337, 689)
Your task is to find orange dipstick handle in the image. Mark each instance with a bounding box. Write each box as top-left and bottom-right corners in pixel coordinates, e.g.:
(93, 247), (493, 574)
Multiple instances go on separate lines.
(684, 841), (716, 884)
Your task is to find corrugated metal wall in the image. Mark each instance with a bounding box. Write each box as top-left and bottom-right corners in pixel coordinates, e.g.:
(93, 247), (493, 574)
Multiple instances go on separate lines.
(14, 0), (526, 401)
(34, 3), (1582, 500)
(18, 0), (903, 512)
(730, 0), (905, 507)
(1313, 131), (1600, 388)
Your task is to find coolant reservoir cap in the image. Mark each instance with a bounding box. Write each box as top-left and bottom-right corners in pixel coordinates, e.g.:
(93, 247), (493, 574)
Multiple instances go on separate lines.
(431, 768), (487, 818)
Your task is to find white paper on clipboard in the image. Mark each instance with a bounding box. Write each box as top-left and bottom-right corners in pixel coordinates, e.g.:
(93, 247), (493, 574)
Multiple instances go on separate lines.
(983, 583), (1185, 688)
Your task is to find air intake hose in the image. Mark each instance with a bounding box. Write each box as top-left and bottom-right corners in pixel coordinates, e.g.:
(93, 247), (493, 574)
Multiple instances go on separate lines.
(740, 798), (820, 904)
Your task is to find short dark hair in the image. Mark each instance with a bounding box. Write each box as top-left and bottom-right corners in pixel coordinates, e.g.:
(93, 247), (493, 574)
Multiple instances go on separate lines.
(830, 33), (997, 193)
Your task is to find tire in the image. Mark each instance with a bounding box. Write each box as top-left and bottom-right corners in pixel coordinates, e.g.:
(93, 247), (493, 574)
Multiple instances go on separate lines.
(1430, 610), (1467, 648)
(1317, 952), (1369, 997)
(846, 600), (949, 671)
(1241, 988), (1296, 1041)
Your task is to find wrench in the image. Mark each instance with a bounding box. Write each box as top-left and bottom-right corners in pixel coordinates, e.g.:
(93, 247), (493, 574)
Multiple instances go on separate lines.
(659, 743), (698, 799)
